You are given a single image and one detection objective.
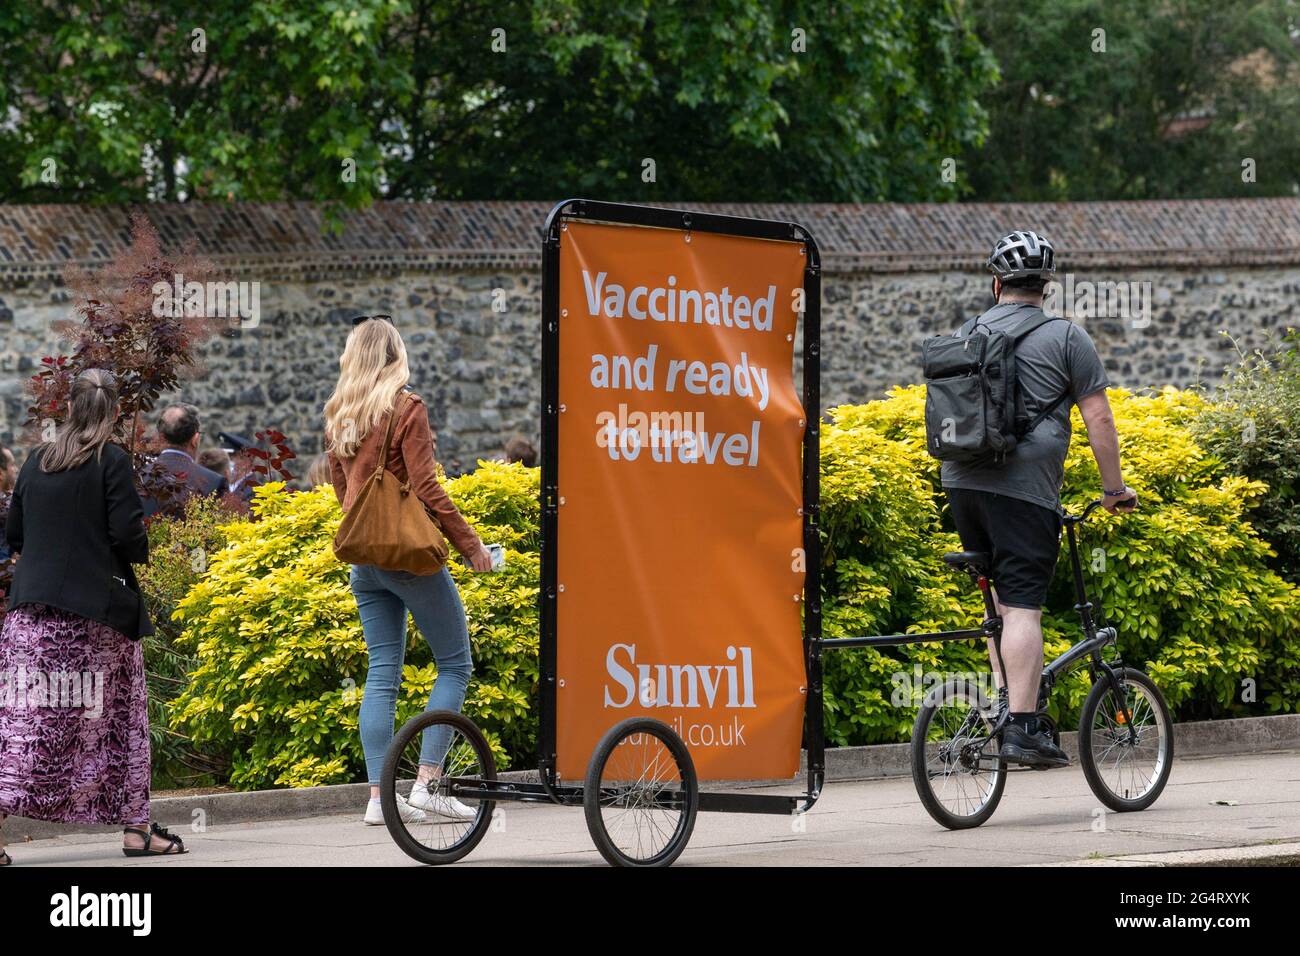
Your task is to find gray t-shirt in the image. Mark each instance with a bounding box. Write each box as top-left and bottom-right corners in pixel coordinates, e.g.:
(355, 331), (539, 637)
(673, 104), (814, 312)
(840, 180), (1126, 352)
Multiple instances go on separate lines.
(940, 301), (1109, 512)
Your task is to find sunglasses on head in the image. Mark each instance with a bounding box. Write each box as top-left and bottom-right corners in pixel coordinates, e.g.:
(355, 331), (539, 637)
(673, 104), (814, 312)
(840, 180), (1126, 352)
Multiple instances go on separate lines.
(351, 314), (394, 326)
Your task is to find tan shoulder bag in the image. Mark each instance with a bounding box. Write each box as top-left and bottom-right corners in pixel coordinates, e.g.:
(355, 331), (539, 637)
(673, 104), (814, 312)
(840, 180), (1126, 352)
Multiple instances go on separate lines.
(332, 394), (449, 575)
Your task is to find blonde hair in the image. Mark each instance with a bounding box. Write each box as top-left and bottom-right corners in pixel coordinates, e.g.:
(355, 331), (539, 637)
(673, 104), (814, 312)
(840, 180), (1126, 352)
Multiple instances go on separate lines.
(323, 319), (411, 458)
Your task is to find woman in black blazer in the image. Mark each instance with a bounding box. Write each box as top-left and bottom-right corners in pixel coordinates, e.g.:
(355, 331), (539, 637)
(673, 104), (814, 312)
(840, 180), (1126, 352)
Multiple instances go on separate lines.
(0, 369), (186, 863)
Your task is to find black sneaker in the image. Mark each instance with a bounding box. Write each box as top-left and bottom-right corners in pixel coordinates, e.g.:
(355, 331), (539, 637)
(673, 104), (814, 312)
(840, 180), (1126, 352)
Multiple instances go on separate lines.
(1000, 724), (1069, 769)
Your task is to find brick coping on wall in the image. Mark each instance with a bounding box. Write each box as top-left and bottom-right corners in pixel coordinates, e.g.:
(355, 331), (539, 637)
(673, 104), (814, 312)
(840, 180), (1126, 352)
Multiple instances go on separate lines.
(2, 198), (1299, 282)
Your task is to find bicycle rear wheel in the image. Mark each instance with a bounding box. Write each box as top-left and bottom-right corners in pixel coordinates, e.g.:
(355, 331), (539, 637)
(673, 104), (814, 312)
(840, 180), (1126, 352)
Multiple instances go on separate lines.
(583, 718), (698, 867)
(911, 679), (1006, 829)
(1079, 667), (1173, 812)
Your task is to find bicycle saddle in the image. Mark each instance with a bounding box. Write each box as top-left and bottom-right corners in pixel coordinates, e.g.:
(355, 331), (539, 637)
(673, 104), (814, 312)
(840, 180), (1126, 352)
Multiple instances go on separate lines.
(943, 551), (990, 571)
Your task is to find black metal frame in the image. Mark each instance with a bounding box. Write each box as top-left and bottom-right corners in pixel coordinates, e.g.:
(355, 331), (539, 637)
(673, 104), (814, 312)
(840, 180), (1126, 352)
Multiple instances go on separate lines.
(448, 199), (824, 815)
(443, 498), (1136, 809)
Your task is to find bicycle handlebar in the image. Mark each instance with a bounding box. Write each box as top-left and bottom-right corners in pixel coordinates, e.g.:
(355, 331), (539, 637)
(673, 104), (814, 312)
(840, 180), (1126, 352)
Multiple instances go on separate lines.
(1065, 493), (1139, 524)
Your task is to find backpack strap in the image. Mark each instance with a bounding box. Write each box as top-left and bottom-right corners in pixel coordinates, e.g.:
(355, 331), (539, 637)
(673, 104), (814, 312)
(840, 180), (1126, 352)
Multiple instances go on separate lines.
(1008, 311), (1063, 343)
(961, 307), (1052, 340)
(1008, 312), (1069, 439)
(1014, 392), (1070, 439)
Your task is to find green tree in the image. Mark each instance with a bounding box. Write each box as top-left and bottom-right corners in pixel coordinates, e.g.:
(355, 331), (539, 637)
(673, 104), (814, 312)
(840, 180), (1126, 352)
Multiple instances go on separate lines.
(0, 0), (996, 206)
(0, 0), (405, 204)
(965, 0), (1300, 200)
(416, 0), (998, 202)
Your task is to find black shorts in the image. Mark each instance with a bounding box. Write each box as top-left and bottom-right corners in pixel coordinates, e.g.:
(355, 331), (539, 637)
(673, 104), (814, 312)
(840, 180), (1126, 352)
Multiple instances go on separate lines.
(944, 487), (1062, 609)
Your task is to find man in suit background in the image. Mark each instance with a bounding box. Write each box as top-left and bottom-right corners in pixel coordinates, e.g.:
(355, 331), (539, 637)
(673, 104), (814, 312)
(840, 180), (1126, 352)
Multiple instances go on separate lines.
(142, 403), (229, 517)
(218, 430), (265, 505)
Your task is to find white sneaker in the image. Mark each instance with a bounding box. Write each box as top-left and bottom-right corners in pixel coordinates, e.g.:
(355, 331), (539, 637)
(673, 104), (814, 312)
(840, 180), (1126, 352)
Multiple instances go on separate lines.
(407, 782), (477, 821)
(362, 795), (428, 826)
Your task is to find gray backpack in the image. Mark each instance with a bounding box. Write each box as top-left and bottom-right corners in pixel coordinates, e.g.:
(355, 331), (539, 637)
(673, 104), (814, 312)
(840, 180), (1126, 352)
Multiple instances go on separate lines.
(921, 312), (1067, 464)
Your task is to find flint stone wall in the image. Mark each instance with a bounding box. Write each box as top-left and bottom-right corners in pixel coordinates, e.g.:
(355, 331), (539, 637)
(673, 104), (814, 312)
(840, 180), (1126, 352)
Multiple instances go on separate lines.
(1, 200), (1297, 472)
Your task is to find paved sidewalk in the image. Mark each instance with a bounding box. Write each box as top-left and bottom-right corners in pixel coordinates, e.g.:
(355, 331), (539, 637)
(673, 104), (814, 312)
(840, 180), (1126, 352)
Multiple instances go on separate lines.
(6, 749), (1298, 867)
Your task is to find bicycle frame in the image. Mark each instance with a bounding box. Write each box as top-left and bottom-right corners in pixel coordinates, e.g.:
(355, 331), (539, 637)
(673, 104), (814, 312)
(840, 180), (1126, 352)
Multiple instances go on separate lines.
(819, 497), (1138, 752)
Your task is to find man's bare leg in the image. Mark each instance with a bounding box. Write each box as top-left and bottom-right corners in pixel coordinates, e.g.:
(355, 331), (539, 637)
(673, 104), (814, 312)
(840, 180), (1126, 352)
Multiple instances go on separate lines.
(988, 601), (1043, 712)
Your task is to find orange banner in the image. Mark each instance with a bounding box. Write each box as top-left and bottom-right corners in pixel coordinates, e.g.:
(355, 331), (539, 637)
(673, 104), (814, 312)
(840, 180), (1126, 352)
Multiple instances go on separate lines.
(555, 218), (809, 780)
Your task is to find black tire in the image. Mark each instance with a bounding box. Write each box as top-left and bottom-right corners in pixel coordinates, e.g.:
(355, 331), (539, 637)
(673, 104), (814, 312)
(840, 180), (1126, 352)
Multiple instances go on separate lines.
(1079, 667), (1173, 812)
(380, 709), (496, 865)
(583, 718), (699, 867)
(911, 679), (1007, 830)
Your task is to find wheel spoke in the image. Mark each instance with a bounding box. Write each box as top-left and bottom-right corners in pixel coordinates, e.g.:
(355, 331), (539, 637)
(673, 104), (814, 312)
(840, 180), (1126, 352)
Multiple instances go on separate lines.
(595, 728), (688, 864)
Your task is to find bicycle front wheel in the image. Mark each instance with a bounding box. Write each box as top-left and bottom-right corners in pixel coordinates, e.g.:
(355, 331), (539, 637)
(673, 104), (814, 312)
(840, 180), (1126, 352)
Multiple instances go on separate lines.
(1079, 667), (1173, 812)
(911, 679), (1006, 829)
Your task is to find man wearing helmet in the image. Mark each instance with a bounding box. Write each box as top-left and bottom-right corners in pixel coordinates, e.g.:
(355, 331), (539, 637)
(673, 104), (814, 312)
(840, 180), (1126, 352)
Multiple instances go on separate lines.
(943, 230), (1139, 769)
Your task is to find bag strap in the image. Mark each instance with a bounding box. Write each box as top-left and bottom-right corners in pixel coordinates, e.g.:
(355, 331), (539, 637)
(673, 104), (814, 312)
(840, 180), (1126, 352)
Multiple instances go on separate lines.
(372, 392), (409, 479)
(1007, 312), (1069, 438)
(961, 305), (1059, 340)
(1014, 392), (1070, 439)
(1008, 310), (1063, 343)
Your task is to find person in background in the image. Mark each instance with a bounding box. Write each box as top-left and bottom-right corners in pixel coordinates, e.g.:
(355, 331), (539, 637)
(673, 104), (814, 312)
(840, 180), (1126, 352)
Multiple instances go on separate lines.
(0, 446), (17, 494)
(0, 445), (17, 563)
(142, 403), (229, 518)
(219, 431), (264, 505)
(197, 447), (231, 481)
(325, 317), (493, 827)
(305, 453), (332, 488)
(503, 436), (538, 467)
(0, 369), (186, 864)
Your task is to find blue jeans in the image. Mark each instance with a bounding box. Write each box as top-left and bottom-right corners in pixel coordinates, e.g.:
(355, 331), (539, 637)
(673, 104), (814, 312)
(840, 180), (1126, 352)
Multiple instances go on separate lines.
(349, 564), (473, 785)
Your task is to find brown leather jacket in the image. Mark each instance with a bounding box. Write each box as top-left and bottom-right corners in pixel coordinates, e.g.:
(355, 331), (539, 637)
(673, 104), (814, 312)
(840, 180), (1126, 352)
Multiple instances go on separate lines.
(328, 391), (480, 558)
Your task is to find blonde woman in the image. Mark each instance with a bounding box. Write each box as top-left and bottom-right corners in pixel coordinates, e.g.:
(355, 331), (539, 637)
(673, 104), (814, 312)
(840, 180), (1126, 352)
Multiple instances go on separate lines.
(325, 317), (493, 826)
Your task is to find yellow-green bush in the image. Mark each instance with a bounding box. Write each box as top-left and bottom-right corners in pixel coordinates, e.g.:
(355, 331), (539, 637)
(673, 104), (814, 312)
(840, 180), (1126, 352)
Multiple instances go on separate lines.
(1057, 388), (1299, 717)
(819, 397), (977, 746)
(169, 461), (539, 790)
(169, 389), (1300, 790)
(138, 495), (240, 787)
(820, 385), (1300, 747)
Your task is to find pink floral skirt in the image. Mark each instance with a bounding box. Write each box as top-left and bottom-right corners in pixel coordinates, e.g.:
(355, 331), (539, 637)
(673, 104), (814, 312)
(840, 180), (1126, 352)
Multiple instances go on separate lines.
(0, 604), (150, 825)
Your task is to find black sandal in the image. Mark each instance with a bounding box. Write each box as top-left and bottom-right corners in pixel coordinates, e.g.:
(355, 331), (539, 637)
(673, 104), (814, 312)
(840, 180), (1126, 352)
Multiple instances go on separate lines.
(122, 822), (187, 857)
